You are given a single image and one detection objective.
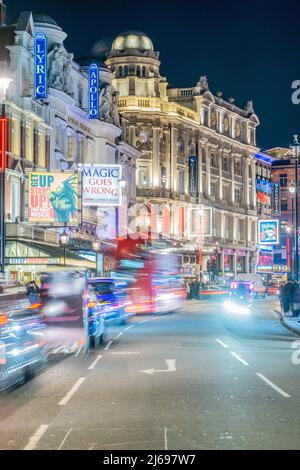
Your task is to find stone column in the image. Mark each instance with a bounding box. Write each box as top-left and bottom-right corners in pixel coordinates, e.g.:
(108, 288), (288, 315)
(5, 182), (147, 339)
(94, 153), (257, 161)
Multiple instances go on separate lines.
(152, 126), (160, 187)
(230, 154), (235, 204)
(205, 143), (211, 197)
(218, 147), (223, 202)
(163, 128), (170, 190)
(246, 251), (250, 274)
(243, 156), (250, 208)
(170, 125), (177, 192)
(233, 250), (237, 278)
(129, 124), (136, 147)
(251, 159), (256, 208)
(197, 139), (203, 196)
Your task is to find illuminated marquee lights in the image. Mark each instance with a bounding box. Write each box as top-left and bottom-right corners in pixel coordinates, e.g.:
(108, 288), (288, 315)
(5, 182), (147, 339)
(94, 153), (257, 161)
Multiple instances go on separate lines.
(34, 33), (47, 99)
(89, 64), (99, 119)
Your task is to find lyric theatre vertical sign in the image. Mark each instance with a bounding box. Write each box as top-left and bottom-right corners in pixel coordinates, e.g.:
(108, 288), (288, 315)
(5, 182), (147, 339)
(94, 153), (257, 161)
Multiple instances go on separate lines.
(89, 64), (99, 119)
(34, 33), (47, 99)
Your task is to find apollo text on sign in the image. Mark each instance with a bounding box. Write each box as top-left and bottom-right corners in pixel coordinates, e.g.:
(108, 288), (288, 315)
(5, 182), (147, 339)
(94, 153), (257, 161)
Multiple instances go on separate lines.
(34, 33), (47, 99)
(89, 64), (99, 119)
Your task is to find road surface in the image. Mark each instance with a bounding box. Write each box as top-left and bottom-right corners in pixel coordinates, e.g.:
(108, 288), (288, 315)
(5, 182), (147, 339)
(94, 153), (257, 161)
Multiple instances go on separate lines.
(1, 297), (299, 450)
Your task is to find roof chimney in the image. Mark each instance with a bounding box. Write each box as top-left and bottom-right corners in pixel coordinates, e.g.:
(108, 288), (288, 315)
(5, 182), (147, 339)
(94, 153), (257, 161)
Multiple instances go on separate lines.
(0, 1), (6, 26)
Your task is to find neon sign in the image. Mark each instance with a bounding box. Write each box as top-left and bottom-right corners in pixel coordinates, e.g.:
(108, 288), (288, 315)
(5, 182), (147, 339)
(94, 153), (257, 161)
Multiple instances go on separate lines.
(34, 33), (47, 99)
(89, 64), (99, 119)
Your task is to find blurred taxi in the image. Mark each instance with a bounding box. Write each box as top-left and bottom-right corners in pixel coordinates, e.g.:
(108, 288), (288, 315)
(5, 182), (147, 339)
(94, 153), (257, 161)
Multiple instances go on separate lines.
(199, 285), (230, 301)
(86, 278), (131, 327)
(0, 301), (48, 392)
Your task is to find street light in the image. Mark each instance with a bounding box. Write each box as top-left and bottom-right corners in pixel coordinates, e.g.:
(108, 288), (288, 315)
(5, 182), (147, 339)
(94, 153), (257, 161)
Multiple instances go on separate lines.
(289, 184), (295, 278)
(92, 238), (102, 276)
(59, 228), (69, 266)
(0, 63), (12, 275)
(290, 135), (300, 281)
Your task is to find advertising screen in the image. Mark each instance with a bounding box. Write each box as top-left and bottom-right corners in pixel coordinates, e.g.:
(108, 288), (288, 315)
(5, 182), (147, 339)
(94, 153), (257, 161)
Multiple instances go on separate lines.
(258, 219), (279, 245)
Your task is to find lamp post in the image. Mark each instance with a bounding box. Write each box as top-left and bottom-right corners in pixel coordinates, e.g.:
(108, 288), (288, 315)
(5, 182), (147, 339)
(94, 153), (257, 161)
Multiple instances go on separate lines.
(59, 227), (69, 267)
(290, 136), (300, 281)
(289, 184), (296, 278)
(92, 239), (102, 276)
(0, 64), (12, 275)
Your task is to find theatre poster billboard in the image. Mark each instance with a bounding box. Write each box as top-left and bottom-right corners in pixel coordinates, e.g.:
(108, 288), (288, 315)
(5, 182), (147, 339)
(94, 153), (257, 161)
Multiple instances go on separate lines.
(82, 164), (122, 206)
(27, 171), (79, 226)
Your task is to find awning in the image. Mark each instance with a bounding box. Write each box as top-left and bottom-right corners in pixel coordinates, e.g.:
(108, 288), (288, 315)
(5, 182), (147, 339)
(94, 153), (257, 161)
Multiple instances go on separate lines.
(5, 241), (96, 270)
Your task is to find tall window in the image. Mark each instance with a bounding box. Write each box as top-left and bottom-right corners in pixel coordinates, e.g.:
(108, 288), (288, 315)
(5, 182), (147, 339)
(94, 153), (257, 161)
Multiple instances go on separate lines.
(142, 66), (146, 78)
(67, 134), (73, 159)
(124, 66), (129, 77)
(281, 198), (288, 211)
(238, 219), (245, 241)
(118, 66), (123, 77)
(138, 165), (150, 187)
(26, 126), (33, 162)
(38, 133), (46, 168)
(280, 174), (287, 187)
(136, 65), (141, 77)
(178, 169), (185, 193)
(234, 188), (241, 204)
(12, 118), (20, 156)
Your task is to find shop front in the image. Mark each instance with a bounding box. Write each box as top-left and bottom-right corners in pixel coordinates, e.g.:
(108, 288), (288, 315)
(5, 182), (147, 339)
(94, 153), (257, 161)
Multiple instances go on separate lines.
(5, 241), (95, 283)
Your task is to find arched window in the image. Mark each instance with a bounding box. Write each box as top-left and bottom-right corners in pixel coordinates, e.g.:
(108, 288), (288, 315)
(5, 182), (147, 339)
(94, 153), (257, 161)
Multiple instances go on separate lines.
(124, 66), (129, 77)
(136, 65), (141, 77)
(118, 66), (123, 77)
(142, 66), (146, 78)
(78, 83), (83, 107)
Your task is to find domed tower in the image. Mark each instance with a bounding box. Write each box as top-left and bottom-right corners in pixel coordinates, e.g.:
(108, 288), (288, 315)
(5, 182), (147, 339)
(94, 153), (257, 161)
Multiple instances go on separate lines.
(32, 11), (67, 48)
(105, 31), (162, 98)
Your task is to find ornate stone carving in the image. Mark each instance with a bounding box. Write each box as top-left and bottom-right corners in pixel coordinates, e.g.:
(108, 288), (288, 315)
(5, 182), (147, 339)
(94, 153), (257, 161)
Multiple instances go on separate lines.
(100, 84), (121, 126)
(244, 100), (255, 115)
(48, 44), (75, 97)
(197, 75), (209, 91)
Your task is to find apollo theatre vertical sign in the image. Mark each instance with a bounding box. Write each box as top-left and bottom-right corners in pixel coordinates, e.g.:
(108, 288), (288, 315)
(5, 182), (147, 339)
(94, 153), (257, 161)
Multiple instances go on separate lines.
(89, 64), (99, 119)
(34, 33), (47, 99)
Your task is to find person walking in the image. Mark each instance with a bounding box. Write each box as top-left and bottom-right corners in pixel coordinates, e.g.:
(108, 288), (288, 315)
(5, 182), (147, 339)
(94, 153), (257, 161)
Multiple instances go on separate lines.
(26, 280), (39, 304)
(283, 281), (292, 315)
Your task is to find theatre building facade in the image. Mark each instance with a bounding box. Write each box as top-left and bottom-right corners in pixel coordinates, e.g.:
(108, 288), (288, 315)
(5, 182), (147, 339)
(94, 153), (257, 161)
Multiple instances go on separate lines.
(106, 31), (259, 280)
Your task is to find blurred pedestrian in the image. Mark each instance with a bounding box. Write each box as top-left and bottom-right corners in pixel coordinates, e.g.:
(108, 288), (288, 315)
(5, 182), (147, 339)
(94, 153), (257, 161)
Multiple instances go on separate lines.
(293, 282), (300, 317)
(26, 280), (39, 304)
(283, 281), (292, 314)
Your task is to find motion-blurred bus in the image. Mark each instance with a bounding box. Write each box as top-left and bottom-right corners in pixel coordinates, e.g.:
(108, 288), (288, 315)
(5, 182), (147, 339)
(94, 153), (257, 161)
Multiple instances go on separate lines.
(115, 238), (186, 314)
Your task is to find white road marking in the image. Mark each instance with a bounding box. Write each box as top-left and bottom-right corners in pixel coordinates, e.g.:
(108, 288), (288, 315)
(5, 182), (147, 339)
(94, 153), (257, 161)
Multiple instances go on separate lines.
(75, 344), (83, 357)
(104, 341), (113, 351)
(58, 426), (73, 450)
(216, 339), (229, 349)
(256, 373), (291, 398)
(142, 359), (176, 375)
(88, 354), (103, 370)
(58, 377), (86, 406)
(164, 427), (168, 450)
(230, 351), (249, 366)
(115, 332), (123, 340)
(124, 325), (135, 331)
(24, 424), (49, 450)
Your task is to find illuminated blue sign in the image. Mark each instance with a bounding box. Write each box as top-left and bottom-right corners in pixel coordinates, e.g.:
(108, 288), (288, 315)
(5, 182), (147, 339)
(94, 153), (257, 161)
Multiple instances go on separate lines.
(188, 156), (197, 194)
(274, 182), (280, 214)
(89, 64), (99, 119)
(34, 33), (47, 99)
(256, 178), (272, 194)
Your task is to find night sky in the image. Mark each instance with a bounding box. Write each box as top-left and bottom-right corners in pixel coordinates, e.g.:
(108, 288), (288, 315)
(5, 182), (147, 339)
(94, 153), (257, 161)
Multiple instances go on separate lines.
(7, 0), (300, 150)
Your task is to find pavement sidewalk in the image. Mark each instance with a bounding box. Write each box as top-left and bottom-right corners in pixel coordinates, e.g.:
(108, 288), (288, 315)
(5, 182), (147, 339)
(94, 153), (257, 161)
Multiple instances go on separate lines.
(274, 307), (300, 336)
